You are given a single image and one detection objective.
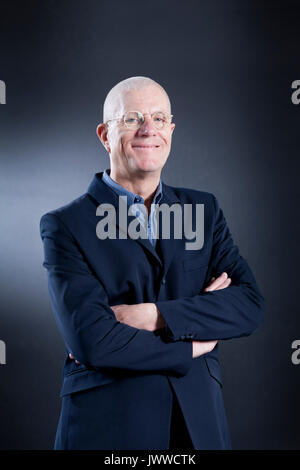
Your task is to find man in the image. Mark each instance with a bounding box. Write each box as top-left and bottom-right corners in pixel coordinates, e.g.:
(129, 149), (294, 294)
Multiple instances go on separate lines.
(40, 76), (264, 450)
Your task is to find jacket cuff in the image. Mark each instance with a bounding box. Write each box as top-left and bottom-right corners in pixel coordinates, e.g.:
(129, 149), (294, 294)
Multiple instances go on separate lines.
(156, 300), (197, 342)
(174, 339), (193, 376)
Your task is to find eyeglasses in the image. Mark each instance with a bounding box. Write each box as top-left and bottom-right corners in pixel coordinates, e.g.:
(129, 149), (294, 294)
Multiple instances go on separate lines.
(105, 110), (173, 130)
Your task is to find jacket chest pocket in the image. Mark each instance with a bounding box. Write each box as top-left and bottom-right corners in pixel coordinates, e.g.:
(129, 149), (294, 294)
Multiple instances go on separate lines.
(179, 257), (209, 295)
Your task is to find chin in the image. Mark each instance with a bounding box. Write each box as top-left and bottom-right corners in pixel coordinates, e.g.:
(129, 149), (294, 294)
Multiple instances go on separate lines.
(136, 160), (162, 173)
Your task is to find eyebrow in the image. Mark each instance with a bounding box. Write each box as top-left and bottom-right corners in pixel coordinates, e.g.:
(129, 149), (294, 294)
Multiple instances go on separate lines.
(124, 110), (168, 114)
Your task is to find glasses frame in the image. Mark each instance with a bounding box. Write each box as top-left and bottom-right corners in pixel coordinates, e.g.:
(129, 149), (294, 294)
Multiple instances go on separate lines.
(105, 110), (174, 130)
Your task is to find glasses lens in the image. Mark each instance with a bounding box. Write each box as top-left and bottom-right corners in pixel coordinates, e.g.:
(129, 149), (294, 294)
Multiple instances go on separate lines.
(152, 112), (169, 129)
(124, 111), (142, 129)
(123, 111), (170, 130)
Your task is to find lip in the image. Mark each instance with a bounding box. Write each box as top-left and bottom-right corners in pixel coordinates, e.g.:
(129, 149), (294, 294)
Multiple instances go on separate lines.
(132, 145), (160, 149)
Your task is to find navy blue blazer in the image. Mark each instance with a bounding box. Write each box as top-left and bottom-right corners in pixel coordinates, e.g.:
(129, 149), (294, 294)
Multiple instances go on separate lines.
(40, 171), (264, 450)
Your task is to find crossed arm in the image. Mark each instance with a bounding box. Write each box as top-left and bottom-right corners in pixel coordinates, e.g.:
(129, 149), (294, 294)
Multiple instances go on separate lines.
(69, 272), (231, 364)
(41, 195), (264, 376)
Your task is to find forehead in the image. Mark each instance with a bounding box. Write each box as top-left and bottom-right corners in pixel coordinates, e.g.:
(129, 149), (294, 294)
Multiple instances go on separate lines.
(115, 85), (170, 115)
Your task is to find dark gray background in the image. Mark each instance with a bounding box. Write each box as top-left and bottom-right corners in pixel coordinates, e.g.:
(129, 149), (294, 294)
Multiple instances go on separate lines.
(0, 0), (299, 450)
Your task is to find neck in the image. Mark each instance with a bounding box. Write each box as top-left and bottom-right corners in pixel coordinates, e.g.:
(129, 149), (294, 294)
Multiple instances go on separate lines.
(108, 167), (161, 209)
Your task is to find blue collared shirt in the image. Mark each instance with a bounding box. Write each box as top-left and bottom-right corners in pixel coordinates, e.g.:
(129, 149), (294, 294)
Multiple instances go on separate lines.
(102, 169), (163, 248)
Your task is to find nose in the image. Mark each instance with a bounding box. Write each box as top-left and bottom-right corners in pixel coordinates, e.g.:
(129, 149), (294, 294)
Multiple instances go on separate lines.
(137, 115), (157, 136)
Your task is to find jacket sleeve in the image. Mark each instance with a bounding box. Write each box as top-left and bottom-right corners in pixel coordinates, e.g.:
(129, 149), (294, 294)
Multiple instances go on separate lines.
(40, 212), (193, 377)
(156, 195), (265, 341)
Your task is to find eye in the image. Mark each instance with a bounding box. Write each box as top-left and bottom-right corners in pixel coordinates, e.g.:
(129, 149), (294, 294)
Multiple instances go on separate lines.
(125, 117), (138, 123)
(153, 114), (167, 122)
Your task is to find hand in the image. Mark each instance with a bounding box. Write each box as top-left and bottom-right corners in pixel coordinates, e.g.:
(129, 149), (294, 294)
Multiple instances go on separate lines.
(68, 303), (166, 366)
(192, 272), (231, 358)
(192, 340), (218, 358)
(204, 271), (232, 292)
(111, 303), (166, 332)
(69, 273), (232, 364)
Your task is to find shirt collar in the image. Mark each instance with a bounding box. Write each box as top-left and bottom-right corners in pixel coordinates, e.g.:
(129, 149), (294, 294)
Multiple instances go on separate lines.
(102, 169), (163, 206)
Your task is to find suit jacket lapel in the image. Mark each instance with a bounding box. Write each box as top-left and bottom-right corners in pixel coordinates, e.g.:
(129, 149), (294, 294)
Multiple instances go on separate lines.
(157, 183), (187, 279)
(87, 172), (184, 276)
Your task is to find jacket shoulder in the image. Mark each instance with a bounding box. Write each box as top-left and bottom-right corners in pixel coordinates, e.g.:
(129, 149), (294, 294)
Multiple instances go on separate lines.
(39, 192), (91, 231)
(164, 183), (217, 206)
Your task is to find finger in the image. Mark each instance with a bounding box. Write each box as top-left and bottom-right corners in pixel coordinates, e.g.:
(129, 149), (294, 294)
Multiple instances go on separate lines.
(75, 360), (80, 365)
(217, 277), (232, 290)
(205, 276), (231, 292)
(205, 272), (228, 291)
(205, 278), (215, 290)
(207, 276), (216, 286)
(212, 277), (231, 289)
(212, 272), (228, 288)
(216, 278), (232, 290)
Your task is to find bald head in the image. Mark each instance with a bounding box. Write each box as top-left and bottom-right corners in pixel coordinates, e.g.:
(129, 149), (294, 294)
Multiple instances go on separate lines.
(103, 76), (171, 123)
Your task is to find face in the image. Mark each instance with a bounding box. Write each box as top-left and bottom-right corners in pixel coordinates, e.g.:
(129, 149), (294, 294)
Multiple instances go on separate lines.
(97, 85), (175, 177)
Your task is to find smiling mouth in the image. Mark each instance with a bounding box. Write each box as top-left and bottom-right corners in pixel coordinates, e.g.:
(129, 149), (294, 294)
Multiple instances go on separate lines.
(132, 145), (160, 149)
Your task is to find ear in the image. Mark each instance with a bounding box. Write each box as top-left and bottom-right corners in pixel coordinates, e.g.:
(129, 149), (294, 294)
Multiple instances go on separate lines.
(96, 123), (110, 153)
(96, 123), (106, 140)
(170, 122), (175, 134)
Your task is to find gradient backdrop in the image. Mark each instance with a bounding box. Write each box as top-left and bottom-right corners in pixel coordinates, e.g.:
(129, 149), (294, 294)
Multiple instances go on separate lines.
(0, 0), (299, 449)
